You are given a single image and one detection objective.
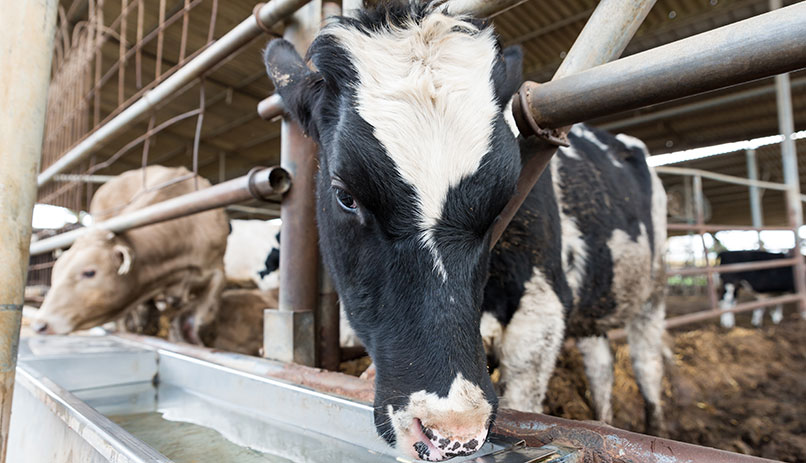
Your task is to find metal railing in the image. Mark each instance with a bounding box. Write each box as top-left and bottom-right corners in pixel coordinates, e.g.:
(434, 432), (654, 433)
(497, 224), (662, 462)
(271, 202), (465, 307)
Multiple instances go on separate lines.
(656, 165), (806, 328)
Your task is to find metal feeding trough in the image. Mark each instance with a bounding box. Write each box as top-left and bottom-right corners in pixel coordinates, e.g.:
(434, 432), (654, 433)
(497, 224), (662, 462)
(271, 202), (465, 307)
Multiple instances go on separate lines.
(8, 336), (574, 463)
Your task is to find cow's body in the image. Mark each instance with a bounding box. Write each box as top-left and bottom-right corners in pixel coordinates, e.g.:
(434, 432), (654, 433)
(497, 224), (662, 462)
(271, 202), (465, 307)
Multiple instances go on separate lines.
(224, 219), (281, 291)
(718, 250), (794, 327)
(34, 166), (229, 344)
(481, 124), (667, 432)
(264, 2), (666, 459)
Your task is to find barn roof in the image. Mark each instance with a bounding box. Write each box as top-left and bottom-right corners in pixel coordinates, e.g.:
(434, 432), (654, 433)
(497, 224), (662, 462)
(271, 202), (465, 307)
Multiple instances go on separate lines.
(47, 0), (805, 226)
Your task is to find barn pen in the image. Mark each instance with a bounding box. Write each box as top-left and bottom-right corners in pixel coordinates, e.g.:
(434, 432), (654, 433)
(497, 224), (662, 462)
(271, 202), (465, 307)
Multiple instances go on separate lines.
(2, 0), (806, 462)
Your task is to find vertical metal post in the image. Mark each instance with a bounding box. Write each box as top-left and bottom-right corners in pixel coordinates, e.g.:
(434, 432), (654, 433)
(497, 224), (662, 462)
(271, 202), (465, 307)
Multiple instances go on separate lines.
(745, 148), (764, 248)
(315, 1), (346, 371)
(0, 0), (59, 460)
(771, 0), (806, 316)
(218, 151), (226, 184)
(694, 176), (719, 312)
(264, 0), (322, 367)
(553, 0), (657, 80)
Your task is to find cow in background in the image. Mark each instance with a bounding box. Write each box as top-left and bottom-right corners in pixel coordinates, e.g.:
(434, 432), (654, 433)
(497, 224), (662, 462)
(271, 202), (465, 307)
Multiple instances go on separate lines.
(33, 165), (229, 344)
(224, 219), (281, 292)
(718, 250), (796, 328)
(264, 2), (667, 459)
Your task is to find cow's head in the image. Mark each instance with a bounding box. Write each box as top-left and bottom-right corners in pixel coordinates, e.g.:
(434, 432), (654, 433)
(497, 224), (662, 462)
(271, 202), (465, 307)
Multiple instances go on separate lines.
(265, 2), (522, 460)
(34, 229), (136, 334)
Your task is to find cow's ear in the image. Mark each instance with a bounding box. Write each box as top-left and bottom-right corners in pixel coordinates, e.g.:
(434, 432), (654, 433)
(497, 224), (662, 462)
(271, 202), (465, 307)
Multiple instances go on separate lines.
(491, 45), (523, 108)
(264, 39), (325, 142)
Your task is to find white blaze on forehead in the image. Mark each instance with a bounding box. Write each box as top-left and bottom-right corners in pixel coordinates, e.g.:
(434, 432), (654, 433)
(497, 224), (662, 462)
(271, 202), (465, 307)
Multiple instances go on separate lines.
(327, 15), (500, 279)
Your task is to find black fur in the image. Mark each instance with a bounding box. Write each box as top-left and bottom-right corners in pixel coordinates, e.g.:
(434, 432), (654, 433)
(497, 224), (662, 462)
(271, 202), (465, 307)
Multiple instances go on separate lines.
(258, 231), (281, 279)
(718, 250), (796, 298)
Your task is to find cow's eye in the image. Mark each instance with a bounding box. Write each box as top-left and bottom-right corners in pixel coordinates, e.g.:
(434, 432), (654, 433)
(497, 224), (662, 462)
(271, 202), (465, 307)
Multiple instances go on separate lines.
(81, 269), (96, 278)
(334, 187), (358, 212)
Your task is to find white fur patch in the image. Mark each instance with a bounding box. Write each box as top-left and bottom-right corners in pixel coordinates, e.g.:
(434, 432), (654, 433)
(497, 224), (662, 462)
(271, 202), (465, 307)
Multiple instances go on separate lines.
(327, 14), (500, 280)
(719, 282), (737, 328)
(616, 133), (650, 154)
(388, 373), (492, 447)
(606, 224), (653, 312)
(558, 146), (581, 160)
(574, 125), (621, 167)
(498, 267), (565, 412)
(577, 336), (613, 423)
(550, 157), (588, 305)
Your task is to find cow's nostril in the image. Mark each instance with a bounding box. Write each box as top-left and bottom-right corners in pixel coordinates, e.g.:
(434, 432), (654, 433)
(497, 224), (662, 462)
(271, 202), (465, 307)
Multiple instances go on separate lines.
(32, 321), (48, 334)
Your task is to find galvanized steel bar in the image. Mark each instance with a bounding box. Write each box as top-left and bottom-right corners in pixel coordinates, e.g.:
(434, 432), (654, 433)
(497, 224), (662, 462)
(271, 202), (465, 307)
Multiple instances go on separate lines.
(53, 174), (115, 184)
(601, 76), (806, 131)
(318, 0), (346, 371)
(494, 409), (779, 463)
(520, 3), (806, 129)
(667, 223), (793, 232)
(654, 166), (794, 194)
(442, 0), (540, 18)
(37, 0), (312, 187)
(770, 0), (806, 316)
(693, 175), (720, 312)
(745, 149), (764, 247)
(29, 167), (291, 256)
(668, 256), (800, 277)
(665, 293), (802, 330)
(257, 93), (285, 120)
(492, 0), (656, 247)
(0, 1), (58, 459)
(264, 0), (321, 367)
(552, 0), (657, 81)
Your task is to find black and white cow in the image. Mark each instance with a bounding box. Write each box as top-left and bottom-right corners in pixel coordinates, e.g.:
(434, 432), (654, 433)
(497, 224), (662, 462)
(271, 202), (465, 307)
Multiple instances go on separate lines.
(718, 250), (795, 328)
(264, 2), (666, 460)
(224, 219), (281, 291)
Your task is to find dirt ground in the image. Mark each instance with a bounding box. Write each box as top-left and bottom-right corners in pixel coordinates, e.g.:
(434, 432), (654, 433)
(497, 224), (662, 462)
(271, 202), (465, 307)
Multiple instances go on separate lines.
(546, 296), (806, 462)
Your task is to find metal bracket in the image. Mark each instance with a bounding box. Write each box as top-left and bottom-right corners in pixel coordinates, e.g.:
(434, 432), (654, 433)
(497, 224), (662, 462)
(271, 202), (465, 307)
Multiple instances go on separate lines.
(476, 435), (580, 463)
(263, 309), (316, 367)
(512, 81), (569, 147)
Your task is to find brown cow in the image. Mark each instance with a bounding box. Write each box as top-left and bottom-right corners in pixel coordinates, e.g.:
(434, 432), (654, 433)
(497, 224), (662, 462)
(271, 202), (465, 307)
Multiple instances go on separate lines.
(33, 165), (229, 344)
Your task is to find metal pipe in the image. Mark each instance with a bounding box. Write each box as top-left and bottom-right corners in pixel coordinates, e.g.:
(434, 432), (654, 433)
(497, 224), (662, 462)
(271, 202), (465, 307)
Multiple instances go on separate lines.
(745, 149), (764, 248)
(667, 223), (793, 233)
(491, 0), (657, 247)
(30, 167), (291, 255)
(0, 1), (58, 460)
(53, 173), (115, 184)
(693, 175), (720, 312)
(257, 93), (285, 120)
(520, 2), (806, 130)
(494, 410), (779, 463)
(664, 293), (802, 329)
(668, 256), (800, 277)
(115, 333), (375, 403)
(552, 0), (657, 81)
(769, 0), (806, 316)
(37, 0), (312, 187)
(600, 76), (806, 131)
(264, 0), (321, 367)
(441, 0), (534, 17)
(654, 166), (792, 193)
